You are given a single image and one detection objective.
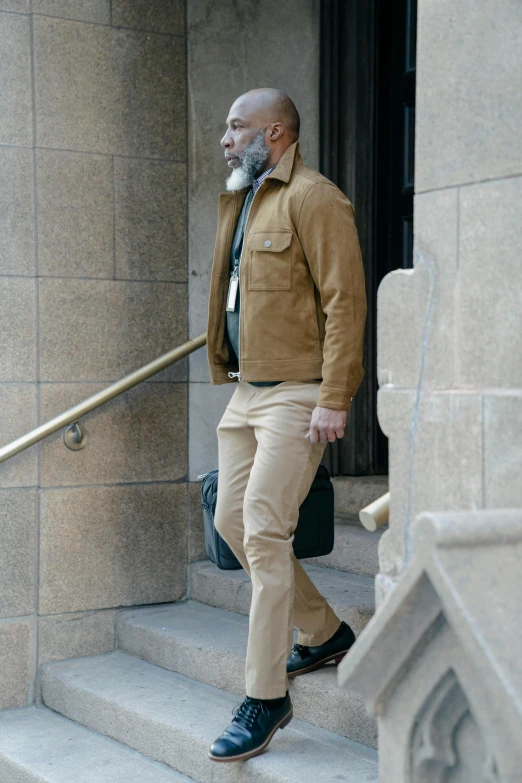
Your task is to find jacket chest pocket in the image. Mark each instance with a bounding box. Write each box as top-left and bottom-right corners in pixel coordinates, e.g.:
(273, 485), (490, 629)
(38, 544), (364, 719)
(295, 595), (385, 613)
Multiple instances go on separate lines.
(247, 230), (293, 290)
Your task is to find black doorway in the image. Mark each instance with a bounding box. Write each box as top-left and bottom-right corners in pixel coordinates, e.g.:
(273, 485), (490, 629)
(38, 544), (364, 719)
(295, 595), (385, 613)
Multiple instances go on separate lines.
(319, 0), (417, 477)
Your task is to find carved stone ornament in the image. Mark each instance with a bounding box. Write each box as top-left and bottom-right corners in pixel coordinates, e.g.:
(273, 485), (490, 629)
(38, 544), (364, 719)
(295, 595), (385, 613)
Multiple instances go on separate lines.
(410, 669), (498, 783)
(337, 509), (522, 783)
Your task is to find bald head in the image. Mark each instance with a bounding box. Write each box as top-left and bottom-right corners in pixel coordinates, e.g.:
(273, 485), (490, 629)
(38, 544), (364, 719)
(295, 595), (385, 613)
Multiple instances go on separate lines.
(232, 88), (300, 141)
(221, 88), (300, 190)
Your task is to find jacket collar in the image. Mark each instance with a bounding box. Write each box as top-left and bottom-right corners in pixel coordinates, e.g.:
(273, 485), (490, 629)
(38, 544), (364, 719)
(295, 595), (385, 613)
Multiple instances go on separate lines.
(219, 139), (302, 199)
(265, 139), (301, 184)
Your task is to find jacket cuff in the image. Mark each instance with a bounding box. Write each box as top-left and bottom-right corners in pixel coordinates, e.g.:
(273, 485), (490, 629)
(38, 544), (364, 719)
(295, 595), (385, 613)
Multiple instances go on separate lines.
(316, 385), (354, 411)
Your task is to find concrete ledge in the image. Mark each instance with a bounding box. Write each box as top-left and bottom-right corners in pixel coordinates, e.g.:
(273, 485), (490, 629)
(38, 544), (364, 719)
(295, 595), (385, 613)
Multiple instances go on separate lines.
(0, 706), (193, 782)
(42, 651), (378, 783)
(117, 600), (378, 748)
(301, 523), (384, 577)
(332, 475), (389, 516)
(189, 560), (375, 636)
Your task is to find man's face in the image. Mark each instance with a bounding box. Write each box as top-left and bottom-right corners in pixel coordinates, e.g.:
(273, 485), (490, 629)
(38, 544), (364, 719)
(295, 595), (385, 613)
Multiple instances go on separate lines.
(221, 99), (271, 191)
(221, 102), (260, 166)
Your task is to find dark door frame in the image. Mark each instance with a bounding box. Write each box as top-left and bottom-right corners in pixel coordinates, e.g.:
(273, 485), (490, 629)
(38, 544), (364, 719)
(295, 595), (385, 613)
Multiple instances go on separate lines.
(319, 0), (416, 477)
(319, 0), (381, 476)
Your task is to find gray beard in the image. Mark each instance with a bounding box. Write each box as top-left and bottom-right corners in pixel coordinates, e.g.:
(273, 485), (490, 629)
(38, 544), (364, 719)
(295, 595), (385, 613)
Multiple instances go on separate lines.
(226, 129), (270, 191)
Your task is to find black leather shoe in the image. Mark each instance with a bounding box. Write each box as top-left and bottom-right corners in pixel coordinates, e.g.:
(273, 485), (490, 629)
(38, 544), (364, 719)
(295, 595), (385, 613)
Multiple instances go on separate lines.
(208, 692), (293, 762)
(287, 620), (356, 677)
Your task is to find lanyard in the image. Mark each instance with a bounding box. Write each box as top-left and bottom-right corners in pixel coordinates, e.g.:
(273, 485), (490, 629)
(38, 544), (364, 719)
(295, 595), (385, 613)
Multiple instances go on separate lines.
(227, 188), (254, 312)
(232, 188), (254, 276)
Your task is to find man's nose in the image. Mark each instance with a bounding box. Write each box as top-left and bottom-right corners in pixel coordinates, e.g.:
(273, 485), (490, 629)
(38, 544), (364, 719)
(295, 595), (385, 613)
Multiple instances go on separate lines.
(221, 130), (233, 148)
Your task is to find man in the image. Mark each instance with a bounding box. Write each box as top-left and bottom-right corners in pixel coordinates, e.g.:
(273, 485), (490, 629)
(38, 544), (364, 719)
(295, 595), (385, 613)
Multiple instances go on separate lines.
(205, 88), (367, 762)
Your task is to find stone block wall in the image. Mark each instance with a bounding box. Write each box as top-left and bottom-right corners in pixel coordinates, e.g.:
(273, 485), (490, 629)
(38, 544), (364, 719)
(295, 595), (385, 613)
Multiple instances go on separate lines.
(0, 0), (189, 708)
(376, 0), (522, 597)
(0, 0), (323, 710)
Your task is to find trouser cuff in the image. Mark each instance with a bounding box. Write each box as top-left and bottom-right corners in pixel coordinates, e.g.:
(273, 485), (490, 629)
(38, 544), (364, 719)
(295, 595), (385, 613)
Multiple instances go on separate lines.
(296, 611), (342, 647)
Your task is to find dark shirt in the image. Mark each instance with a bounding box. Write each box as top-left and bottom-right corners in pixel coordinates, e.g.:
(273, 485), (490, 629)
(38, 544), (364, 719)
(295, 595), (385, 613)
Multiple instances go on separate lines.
(225, 166), (284, 387)
(224, 165), (321, 388)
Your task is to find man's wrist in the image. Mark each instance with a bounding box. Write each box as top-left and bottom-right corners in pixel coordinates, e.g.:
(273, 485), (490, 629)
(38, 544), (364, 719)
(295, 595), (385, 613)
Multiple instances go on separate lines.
(316, 391), (354, 411)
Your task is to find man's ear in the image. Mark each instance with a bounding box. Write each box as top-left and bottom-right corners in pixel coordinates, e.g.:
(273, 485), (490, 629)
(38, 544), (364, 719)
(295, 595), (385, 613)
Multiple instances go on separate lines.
(269, 122), (284, 141)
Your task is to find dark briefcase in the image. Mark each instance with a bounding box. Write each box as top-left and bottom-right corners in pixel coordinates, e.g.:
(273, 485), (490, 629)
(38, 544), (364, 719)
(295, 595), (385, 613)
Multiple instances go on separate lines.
(198, 463), (335, 570)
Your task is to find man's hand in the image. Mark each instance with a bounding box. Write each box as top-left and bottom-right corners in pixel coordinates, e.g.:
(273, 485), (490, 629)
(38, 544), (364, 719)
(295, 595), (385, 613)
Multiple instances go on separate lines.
(305, 406), (348, 444)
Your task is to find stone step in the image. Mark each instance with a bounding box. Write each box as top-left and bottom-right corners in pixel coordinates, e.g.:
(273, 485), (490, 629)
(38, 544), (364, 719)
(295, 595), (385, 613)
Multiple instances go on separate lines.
(0, 706), (194, 783)
(334, 511), (366, 526)
(117, 600), (377, 748)
(189, 560), (375, 636)
(331, 475), (388, 516)
(41, 651), (378, 783)
(301, 523), (384, 576)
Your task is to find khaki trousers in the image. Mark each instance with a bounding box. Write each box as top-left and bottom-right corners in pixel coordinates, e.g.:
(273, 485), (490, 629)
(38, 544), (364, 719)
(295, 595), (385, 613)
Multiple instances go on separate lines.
(214, 379), (342, 699)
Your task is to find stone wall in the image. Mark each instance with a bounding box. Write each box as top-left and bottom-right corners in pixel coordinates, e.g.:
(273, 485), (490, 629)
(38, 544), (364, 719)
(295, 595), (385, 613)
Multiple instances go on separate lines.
(0, 0), (321, 711)
(0, 1), (188, 708)
(376, 0), (522, 602)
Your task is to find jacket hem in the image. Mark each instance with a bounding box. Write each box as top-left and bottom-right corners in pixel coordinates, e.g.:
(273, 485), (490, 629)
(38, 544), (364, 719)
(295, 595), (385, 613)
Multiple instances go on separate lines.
(211, 358), (324, 383)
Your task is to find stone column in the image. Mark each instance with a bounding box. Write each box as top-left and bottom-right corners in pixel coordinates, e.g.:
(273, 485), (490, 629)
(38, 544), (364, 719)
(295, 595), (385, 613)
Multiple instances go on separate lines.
(187, 0), (320, 479)
(339, 1), (522, 779)
(186, 0), (321, 561)
(376, 0), (522, 603)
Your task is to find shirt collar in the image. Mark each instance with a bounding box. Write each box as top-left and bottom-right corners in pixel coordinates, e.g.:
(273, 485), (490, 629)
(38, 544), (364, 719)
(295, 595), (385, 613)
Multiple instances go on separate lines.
(252, 164), (277, 194)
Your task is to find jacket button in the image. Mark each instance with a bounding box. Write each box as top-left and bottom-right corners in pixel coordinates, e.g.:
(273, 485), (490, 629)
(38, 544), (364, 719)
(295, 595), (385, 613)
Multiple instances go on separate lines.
(264, 240), (272, 247)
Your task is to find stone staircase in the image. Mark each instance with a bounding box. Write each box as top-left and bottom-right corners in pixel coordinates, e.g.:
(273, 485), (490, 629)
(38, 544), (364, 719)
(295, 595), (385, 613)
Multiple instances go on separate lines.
(0, 477), (386, 782)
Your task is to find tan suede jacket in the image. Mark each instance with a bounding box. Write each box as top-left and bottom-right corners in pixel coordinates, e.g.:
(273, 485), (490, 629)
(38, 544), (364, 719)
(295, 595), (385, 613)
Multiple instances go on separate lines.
(206, 139), (367, 411)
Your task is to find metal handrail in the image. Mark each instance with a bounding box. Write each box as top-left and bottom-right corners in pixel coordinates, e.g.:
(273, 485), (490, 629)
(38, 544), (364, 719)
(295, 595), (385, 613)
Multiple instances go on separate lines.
(359, 492), (390, 531)
(0, 331), (208, 464)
